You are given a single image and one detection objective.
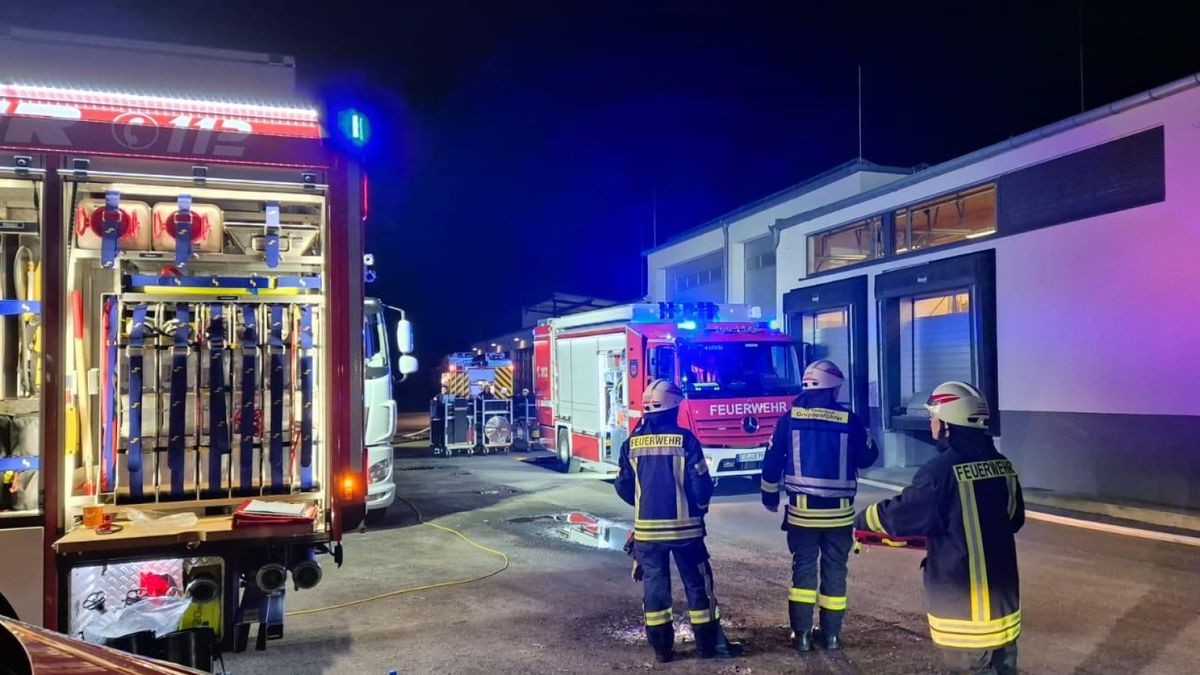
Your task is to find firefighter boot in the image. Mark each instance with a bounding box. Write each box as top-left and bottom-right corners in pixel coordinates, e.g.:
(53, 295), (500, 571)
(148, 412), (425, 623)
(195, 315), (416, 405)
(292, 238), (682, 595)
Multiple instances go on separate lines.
(816, 608), (845, 651)
(645, 624), (674, 663)
(789, 602), (815, 653)
(694, 622), (744, 659)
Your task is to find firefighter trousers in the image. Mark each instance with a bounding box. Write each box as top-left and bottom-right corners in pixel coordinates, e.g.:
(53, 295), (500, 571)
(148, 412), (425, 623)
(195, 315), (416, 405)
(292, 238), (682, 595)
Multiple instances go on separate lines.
(786, 524), (852, 637)
(635, 539), (722, 656)
(941, 641), (1018, 674)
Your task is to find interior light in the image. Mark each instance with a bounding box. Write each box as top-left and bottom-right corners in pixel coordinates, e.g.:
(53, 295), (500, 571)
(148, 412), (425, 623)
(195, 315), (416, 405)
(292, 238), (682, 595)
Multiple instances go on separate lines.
(965, 229), (996, 239)
(677, 320), (697, 331)
(768, 319), (781, 330)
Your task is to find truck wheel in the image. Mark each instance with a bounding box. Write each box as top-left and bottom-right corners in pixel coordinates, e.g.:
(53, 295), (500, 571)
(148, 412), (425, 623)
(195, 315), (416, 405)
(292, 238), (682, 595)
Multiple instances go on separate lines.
(557, 429), (581, 474)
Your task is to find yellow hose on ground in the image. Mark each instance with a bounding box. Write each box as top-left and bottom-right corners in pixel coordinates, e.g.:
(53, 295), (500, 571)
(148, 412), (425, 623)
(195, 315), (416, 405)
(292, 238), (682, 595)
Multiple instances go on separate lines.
(285, 497), (510, 617)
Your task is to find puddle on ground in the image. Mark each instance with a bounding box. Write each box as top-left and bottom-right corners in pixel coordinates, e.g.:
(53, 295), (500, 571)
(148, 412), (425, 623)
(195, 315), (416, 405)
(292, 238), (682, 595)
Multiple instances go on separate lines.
(604, 617), (695, 644)
(473, 486), (520, 496)
(507, 512), (632, 551)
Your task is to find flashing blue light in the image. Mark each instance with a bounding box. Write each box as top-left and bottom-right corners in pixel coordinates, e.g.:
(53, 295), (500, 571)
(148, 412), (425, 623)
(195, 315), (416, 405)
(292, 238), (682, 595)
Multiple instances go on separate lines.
(338, 109), (371, 147)
(677, 320), (698, 331)
(768, 319), (781, 330)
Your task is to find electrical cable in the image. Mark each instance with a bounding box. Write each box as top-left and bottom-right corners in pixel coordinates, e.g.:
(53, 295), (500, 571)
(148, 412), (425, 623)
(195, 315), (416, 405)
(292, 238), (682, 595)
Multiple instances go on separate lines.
(284, 495), (509, 617)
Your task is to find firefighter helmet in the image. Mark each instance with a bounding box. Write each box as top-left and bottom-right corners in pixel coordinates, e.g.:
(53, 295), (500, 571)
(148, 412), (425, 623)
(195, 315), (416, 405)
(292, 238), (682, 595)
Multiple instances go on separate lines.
(801, 359), (845, 390)
(925, 381), (990, 429)
(642, 378), (683, 413)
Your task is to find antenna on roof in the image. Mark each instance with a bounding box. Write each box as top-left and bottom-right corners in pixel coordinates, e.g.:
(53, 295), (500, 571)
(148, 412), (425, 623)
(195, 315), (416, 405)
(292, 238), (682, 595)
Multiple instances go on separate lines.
(1077, 0), (1086, 112)
(857, 65), (864, 160)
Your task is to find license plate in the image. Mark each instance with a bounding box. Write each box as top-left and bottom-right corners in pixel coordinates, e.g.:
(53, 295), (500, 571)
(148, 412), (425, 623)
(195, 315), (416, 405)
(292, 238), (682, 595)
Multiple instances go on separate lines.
(738, 451), (764, 463)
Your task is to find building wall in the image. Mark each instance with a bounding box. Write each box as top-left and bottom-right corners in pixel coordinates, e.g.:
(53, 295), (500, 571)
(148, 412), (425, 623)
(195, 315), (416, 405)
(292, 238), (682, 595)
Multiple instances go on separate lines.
(647, 170), (906, 306)
(776, 83), (1200, 508)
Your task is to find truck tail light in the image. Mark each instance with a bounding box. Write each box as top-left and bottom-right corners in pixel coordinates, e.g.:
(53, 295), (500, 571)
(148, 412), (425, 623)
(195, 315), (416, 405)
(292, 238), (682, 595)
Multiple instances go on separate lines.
(341, 473), (359, 500)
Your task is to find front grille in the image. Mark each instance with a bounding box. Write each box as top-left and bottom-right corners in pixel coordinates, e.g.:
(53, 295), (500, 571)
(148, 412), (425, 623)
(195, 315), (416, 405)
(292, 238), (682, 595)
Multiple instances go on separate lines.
(692, 417), (779, 447)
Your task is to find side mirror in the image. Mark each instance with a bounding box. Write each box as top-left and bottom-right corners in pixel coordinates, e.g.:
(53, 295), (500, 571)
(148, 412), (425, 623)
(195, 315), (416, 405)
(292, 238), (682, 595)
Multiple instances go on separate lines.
(395, 319), (414, 355)
(397, 354), (419, 377)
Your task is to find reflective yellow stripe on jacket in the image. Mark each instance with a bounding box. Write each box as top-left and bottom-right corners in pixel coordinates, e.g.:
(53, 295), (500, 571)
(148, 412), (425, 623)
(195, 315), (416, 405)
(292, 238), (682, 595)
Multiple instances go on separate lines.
(928, 610), (1021, 649)
(786, 495), (854, 528)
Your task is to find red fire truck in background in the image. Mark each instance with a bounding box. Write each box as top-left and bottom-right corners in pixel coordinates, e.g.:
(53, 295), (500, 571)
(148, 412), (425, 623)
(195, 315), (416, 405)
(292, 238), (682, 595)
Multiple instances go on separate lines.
(533, 303), (802, 478)
(0, 33), (371, 655)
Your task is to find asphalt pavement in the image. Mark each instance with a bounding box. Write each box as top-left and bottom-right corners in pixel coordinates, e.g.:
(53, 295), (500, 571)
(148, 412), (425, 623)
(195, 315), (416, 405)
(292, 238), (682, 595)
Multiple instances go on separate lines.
(225, 445), (1200, 674)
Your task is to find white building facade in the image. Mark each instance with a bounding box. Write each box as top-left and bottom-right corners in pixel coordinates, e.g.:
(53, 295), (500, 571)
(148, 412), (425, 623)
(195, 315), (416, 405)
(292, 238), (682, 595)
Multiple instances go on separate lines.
(645, 160), (912, 317)
(650, 74), (1200, 510)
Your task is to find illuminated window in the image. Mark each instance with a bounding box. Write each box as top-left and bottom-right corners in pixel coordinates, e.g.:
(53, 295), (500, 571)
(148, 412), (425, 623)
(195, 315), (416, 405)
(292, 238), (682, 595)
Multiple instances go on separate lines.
(807, 216), (883, 274)
(894, 185), (996, 254)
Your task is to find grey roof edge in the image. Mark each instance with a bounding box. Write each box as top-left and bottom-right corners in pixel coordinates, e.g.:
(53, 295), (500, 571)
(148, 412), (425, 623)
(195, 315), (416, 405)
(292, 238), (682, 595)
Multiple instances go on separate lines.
(644, 158), (914, 255)
(772, 72), (1200, 234)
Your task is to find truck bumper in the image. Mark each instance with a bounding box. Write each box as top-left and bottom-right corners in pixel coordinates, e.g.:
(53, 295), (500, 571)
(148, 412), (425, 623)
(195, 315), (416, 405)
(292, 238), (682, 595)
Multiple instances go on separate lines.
(703, 446), (766, 478)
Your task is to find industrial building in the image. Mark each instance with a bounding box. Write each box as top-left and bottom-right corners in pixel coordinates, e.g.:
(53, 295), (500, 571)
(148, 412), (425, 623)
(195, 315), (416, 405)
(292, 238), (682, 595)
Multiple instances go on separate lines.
(646, 74), (1200, 510)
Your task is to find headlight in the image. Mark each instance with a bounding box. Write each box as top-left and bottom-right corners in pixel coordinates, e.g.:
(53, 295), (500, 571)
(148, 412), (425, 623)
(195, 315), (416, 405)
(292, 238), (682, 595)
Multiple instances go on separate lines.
(369, 458), (391, 484)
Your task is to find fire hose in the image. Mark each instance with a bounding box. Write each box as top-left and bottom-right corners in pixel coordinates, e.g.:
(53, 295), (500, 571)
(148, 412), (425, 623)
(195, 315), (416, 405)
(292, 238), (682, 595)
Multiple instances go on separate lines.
(285, 496), (509, 617)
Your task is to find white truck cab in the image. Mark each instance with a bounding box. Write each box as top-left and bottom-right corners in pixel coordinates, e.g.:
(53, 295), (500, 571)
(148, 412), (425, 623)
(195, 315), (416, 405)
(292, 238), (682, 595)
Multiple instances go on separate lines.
(364, 297), (418, 521)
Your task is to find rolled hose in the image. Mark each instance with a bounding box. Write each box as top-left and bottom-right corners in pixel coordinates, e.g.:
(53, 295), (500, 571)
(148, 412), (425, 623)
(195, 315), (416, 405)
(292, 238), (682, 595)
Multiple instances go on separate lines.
(285, 496), (509, 617)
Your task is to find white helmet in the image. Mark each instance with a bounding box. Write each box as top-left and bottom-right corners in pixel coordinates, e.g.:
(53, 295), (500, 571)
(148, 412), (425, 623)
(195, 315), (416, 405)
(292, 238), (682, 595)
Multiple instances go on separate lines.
(642, 378), (683, 413)
(801, 359), (845, 390)
(925, 381), (990, 429)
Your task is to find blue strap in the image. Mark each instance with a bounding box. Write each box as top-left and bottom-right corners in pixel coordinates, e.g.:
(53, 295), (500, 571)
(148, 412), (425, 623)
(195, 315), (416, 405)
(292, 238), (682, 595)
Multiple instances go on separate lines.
(207, 305), (229, 495)
(0, 300), (40, 315)
(124, 275), (322, 291)
(239, 305), (258, 491)
(168, 305), (190, 497)
(127, 304), (148, 500)
(174, 194), (193, 269)
(102, 298), (119, 492)
(264, 201), (281, 269)
(268, 305), (285, 490)
(0, 457), (38, 471)
(101, 190), (121, 269)
(299, 306), (314, 490)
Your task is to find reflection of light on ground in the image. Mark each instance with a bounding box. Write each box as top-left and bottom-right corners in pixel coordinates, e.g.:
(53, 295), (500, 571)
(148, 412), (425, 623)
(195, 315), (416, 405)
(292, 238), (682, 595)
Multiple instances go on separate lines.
(507, 512), (632, 551)
(604, 616), (696, 644)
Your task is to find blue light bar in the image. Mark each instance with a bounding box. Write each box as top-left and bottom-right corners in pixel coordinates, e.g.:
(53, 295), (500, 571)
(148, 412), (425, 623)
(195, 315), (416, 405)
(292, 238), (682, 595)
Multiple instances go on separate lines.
(677, 320), (697, 331)
(338, 108), (371, 147)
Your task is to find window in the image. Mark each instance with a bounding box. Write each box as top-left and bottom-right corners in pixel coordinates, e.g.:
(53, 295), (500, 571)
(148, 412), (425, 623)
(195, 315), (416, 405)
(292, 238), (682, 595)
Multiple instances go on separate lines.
(363, 310), (388, 371)
(894, 185), (996, 254)
(807, 216), (882, 274)
(679, 342), (802, 399)
(650, 345), (675, 382)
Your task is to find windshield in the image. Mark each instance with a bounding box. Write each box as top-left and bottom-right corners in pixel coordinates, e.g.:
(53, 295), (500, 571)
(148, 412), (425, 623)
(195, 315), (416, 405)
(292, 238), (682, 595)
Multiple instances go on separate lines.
(679, 341), (802, 399)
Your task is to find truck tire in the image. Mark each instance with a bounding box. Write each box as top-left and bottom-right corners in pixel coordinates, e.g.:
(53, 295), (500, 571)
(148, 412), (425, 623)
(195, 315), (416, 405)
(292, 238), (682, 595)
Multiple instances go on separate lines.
(557, 428), (581, 474)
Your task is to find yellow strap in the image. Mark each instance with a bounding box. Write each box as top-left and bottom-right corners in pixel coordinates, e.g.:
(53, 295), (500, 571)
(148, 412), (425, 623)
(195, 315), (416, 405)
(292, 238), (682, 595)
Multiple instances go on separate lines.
(865, 503), (888, 534)
(789, 587), (817, 603)
(688, 608), (716, 624)
(927, 610), (1021, 634)
(930, 622), (1021, 649)
(818, 594), (847, 611)
(644, 608), (673, 626)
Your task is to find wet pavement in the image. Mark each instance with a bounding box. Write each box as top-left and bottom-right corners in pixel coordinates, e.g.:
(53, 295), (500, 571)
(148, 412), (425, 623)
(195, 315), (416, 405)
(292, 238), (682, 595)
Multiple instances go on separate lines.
(223, 445), (1200, 674)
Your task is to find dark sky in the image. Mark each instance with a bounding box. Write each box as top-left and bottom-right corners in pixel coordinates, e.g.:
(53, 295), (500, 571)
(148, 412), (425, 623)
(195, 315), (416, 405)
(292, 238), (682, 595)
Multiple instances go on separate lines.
(3, 1), (1198, 406)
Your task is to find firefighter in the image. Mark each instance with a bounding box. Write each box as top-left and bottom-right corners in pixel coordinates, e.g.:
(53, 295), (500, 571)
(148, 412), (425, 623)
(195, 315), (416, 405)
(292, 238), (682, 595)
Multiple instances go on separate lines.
(614, 379), (743, 662)
(761, 359), (879, 652)
(855, 381), (1024, 674)
(429, 386), (447, 451)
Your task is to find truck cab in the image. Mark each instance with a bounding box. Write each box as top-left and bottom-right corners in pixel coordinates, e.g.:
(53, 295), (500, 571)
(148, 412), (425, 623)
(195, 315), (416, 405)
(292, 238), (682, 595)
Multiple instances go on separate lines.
(363, 298), (396, 519)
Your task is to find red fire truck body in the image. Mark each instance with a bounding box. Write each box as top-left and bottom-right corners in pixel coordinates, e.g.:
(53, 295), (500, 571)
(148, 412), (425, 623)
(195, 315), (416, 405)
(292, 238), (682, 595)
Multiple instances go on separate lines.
(0, 82), (367, 647)
(533, 303), (802, 477)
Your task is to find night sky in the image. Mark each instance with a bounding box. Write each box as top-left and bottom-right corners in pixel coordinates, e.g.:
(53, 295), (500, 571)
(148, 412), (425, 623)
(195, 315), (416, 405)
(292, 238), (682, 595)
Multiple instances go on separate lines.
(2, 1), (1198, 408)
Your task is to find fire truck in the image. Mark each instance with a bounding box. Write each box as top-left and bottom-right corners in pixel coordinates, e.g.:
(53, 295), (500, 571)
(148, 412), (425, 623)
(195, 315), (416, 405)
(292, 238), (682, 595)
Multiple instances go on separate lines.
(0, 73), (377, 652)
(438, 352), (514, 454)
(533, 303), (802, 477)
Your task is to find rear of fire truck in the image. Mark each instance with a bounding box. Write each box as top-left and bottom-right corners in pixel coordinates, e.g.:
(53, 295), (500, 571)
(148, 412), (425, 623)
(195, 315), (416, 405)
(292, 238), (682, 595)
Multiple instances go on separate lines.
(534, 303), (801, 477)
(0, 35), (369, 655)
